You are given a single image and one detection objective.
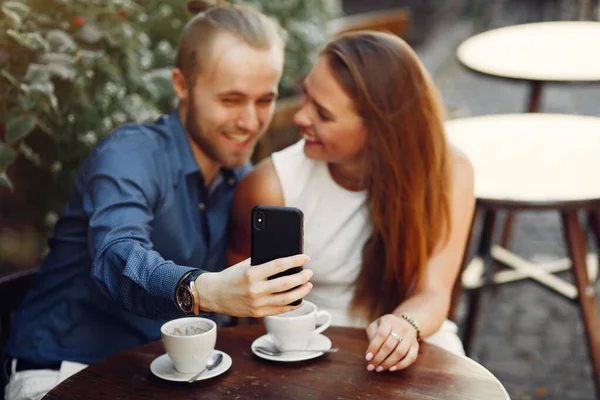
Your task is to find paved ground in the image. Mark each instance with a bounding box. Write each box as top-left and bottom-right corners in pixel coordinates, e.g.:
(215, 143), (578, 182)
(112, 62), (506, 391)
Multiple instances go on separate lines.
(342, 0), (600, 399)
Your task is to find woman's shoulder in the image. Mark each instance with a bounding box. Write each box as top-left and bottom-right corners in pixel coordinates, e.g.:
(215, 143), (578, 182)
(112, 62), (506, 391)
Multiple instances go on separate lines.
(449, 145), (475, 190)
(236, 157), (284, 206)
(234, 140), (312, 207)
(271, 139), (307, 167)
(270, 139), (319, 205)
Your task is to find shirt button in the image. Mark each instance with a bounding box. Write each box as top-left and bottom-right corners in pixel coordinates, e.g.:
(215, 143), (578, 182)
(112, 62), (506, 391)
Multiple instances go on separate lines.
(199, 203), (206, 211)
(227, 177), (236, 186)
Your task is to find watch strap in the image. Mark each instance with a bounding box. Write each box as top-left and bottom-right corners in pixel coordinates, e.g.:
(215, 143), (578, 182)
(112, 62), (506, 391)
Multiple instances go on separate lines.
(175, 269), (206, 315)
(182, 269), (205, 285)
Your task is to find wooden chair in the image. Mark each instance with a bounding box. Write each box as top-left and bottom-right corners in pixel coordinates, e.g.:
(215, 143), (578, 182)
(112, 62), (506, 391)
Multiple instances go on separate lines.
(327, 7), (411, 38)
(0, 267), (38, 397)
(253, 95), (303, 164)
(446, 114), (600, 398)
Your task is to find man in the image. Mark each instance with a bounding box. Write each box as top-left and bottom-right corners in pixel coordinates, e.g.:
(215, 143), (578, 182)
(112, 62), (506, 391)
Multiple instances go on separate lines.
(3, 4), (312, 399)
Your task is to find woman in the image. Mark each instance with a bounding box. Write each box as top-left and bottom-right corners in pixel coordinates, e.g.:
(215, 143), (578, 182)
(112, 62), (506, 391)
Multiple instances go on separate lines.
(228, 31), (475, 372)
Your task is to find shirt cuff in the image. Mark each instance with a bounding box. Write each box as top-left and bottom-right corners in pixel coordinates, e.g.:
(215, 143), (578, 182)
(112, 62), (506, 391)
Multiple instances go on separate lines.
(149, 263), (203, 304)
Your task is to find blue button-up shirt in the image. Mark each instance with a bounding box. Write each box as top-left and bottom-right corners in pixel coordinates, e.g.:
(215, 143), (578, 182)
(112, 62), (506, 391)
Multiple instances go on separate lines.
(5, 111), (250, 365)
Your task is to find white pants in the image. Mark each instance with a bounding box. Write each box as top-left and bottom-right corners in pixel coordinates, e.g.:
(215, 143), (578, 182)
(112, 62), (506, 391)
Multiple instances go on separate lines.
(4, 359), (88, 400)
(424, 319), (466, 356)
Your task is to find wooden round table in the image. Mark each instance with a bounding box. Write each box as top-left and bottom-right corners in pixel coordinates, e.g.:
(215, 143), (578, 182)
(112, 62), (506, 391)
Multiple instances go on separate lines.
(447, 113), (600, 205)
(445, 113), (600, 398)
(42, 325), (509, 400)
(457, 21), (600, 112)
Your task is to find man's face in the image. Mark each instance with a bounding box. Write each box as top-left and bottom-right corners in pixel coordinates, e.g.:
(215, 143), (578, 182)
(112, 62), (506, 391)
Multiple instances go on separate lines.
(180, 33), (284, 170)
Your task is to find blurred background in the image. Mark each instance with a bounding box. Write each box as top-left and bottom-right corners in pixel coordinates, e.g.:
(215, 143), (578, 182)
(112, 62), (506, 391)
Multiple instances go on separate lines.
(1, 1), (600, 399)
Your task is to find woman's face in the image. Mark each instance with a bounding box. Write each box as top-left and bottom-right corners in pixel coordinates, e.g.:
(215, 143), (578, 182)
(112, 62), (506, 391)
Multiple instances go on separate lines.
(294, 56), (368, 167)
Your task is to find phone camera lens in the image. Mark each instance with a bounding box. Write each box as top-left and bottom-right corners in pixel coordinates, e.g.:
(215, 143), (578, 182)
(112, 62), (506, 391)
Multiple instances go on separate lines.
(254, 211), (266, 230)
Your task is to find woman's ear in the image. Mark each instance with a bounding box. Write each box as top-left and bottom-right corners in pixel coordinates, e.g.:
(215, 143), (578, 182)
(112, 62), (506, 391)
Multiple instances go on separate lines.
(172, 68), (189, 103)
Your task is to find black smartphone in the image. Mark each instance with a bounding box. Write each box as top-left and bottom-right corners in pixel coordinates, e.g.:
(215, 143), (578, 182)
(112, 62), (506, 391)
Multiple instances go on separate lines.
(250, 205), (304, 306)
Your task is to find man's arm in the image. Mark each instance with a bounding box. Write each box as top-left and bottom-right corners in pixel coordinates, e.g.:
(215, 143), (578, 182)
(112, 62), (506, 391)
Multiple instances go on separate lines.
(83, 141), (195, 319)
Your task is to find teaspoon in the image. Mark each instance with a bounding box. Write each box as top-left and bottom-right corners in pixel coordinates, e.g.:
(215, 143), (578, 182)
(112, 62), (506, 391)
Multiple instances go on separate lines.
(188, 352), (223, 383)
(255, 346), (339, 356)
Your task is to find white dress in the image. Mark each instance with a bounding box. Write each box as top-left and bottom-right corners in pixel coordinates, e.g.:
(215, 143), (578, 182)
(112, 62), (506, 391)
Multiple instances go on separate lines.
(271, 139), (465, 356)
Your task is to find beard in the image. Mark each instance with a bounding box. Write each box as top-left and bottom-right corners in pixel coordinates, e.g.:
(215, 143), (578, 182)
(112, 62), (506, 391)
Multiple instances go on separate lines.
(185, 97), (260, 170)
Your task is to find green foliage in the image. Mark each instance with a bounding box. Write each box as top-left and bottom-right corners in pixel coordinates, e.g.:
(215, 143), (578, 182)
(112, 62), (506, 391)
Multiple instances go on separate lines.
(0, 0), (338, 234)
(237, 0), (340, 96)
(0, 0), (183, 227)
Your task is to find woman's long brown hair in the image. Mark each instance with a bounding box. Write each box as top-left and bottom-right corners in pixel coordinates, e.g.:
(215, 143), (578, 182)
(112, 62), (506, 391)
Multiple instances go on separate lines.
(323, 32), (452, 322)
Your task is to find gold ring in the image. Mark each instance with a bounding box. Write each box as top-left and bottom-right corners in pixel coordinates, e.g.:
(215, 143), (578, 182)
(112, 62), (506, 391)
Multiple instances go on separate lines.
(389, 332), (403, 343)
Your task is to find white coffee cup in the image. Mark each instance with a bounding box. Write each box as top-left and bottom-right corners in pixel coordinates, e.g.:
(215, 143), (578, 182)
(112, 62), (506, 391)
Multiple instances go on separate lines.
(160, 317), (216, 373)
(264, 301), (332, 351)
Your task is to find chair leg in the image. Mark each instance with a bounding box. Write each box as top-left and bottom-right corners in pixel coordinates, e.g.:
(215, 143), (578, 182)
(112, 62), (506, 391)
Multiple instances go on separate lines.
(448, 208), (477, 322)
(500, 211), (515, 249)
(588, 211), (600, 265)
(462, 290), (481, 356)
(562, 210), (600, 399)
(463, 209), (497, 355)
(488, 210), (515, 298)
(588, 211), (600, 281)
(1, 313), (9, 399)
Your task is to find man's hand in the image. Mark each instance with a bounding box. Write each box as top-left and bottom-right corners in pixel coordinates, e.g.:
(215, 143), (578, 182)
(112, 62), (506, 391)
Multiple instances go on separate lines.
(195, 255), (313, 317)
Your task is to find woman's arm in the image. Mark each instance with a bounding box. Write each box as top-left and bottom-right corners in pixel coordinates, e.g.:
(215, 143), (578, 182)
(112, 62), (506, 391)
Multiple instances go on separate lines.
(227, 158), (285, 267)
(393, 147), (476, 335)
(366, 148), (476, 371)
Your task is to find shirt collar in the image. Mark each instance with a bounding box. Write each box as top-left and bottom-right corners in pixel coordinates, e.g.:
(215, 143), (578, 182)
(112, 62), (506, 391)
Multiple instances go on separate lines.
(168, 110), (200, 176)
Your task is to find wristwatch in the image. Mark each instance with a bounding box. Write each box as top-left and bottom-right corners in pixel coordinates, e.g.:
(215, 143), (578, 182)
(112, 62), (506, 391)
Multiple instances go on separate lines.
(175, 269), (205, 315)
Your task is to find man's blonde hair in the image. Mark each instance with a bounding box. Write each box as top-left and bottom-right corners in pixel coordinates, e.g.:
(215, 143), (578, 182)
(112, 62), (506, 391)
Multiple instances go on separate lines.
(176, 1), (285, 82)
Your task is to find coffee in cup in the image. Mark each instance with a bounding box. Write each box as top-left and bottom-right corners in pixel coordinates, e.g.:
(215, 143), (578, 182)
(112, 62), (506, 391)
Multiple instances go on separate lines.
(264, 301), (331, 351)
(160, 317), (216, 373)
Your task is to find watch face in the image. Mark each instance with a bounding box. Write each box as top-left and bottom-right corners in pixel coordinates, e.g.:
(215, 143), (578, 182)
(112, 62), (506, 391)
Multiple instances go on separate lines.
(177, 286), (193, 312)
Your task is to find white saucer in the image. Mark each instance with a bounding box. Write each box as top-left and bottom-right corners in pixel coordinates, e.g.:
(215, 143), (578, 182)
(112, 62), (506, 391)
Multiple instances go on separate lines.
(251, 333), (332, 362)
(150, 350), (232, 382)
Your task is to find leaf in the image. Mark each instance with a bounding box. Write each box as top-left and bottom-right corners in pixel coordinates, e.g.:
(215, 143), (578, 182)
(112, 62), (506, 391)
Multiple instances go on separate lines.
(26, 62), (76, 82)
(19, 142), (40, 166)
(24, 63), (51, 83)
(35, 118), (53, 136)
(0, 171), (13, 191)
(1, 69), (21, 87)
(18, 94), (36, 111)
(78, 23), (103, 44)
(0, 142), (17, 167)
(76, 49), (103, 69)
(1, 8), (22, 29)
(46, 29), (77, 52)
(7, 30), (50, 52)
(38, 53), (77, 81)
(1, 1), (30, 29)
(6, 114), (37, 144)
(22, 81), (59, 114)
(2, 1), (30, 19)
(31, 33), (51, 52)
(40, 52), (76, 66)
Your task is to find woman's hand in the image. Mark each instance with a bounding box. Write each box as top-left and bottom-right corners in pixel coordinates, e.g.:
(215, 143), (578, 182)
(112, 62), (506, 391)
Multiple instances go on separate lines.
(365, 314), (420, 372)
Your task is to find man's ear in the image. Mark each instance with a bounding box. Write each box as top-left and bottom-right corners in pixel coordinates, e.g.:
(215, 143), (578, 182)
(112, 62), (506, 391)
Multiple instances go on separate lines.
(172, 68), (189, 103)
